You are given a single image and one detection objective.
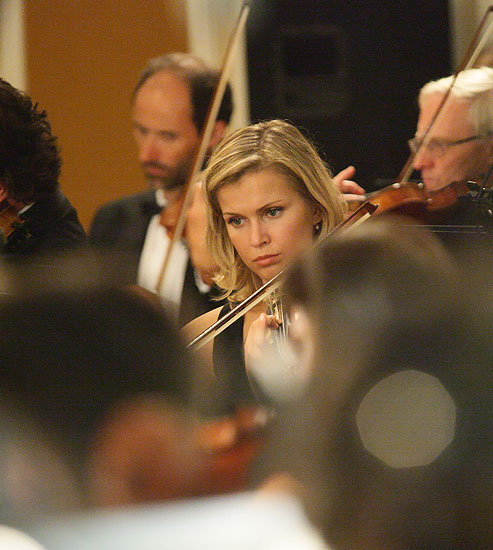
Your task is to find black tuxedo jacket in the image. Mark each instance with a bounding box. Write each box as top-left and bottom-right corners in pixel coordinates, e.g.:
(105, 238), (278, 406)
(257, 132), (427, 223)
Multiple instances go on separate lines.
(89, 189), (221, 324)
(1, 189), (87, 260)
(89, 189), (156, 279)
(430, 193), (493, 252)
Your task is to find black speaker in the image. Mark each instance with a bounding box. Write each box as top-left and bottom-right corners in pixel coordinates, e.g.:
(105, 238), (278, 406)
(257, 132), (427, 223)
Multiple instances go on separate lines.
(246, 0), (451, 190)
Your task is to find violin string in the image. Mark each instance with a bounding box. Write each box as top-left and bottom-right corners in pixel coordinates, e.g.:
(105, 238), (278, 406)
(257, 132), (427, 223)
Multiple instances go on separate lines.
(266, 289), (294, 370)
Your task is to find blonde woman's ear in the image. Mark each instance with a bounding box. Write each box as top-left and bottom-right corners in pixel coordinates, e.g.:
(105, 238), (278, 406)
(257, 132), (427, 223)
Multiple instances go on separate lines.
(311, 204), (323, 225)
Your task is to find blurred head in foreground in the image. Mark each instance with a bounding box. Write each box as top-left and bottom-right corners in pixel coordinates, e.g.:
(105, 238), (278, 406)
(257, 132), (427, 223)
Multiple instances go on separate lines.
(257, 219), (493, 548)
(0, 262), (203, 509)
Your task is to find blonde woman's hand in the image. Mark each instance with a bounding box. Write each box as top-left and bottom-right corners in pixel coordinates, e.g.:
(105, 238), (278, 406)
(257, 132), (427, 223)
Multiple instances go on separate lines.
(244, 313), (280, 381)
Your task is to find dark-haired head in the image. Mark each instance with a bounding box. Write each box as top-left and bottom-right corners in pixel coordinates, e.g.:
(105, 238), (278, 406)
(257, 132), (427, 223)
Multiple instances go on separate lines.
(258, 221), (493, 549)
(131, 53), (233, 132)
(0, 79), (61, 202)
(0, 282), (192, 477)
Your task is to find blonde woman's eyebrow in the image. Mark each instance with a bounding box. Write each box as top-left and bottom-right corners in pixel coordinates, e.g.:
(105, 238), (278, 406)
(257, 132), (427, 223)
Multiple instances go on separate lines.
(222, 200), (286, 217)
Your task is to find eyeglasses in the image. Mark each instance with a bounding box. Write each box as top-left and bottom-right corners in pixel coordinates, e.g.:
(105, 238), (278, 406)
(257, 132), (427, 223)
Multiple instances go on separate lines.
(407, 133), (492, 158)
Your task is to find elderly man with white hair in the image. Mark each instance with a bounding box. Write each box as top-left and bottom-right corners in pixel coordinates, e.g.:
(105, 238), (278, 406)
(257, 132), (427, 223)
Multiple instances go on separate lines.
(410, 67), (493, 192)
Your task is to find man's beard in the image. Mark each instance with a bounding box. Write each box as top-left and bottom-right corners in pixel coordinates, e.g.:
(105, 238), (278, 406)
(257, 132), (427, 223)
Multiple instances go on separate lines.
(142, 155), (194, 192)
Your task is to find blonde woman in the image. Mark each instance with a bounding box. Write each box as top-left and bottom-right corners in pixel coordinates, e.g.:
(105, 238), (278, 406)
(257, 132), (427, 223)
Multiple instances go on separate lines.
(184, 120), (345, 409)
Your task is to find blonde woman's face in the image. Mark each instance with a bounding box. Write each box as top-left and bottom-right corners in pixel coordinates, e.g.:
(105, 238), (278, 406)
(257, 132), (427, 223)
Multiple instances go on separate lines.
(217, 168), (321, 283)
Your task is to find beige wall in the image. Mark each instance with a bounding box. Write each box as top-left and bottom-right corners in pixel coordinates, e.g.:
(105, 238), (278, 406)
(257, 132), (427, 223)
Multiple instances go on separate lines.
(24, 1), (188, 230)
(0, 0), (26, 90)
(449, 0), (493, 67)
(185, 0), (250, 131)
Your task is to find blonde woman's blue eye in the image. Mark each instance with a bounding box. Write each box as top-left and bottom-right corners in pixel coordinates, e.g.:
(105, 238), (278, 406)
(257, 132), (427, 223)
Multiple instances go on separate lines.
(228, 217), (243, 226)
(267, 207), (282, 217)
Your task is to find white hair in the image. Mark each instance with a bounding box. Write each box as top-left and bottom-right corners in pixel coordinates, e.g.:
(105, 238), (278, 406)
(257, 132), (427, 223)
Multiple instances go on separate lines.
(419, 67), (493, 134)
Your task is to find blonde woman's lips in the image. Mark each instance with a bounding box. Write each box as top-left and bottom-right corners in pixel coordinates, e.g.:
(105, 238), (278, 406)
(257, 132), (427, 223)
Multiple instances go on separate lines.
(253, 254), (280, 267)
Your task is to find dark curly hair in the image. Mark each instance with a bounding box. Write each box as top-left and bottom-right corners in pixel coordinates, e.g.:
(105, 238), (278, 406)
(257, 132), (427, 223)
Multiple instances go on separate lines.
(0, 79), (61, 202)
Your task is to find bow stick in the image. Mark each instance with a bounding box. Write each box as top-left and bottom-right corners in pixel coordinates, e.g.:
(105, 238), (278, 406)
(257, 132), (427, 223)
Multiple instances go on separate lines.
(155, 1), (252, 295)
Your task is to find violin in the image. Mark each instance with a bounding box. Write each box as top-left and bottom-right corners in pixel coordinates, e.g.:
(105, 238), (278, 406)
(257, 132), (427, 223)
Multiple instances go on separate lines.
(351, 178), (487, 225)
(0, 200), (30, 248)
(193, 406), (269, 495)
(87, 400), (268, 505)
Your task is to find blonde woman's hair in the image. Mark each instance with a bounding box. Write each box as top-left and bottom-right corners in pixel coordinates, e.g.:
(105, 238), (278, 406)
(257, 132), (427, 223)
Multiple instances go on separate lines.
(204, 119), (345, 303)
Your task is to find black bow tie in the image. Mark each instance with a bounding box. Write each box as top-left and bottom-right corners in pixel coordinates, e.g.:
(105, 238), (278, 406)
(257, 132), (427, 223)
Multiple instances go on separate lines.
(141, 198), (162, 217)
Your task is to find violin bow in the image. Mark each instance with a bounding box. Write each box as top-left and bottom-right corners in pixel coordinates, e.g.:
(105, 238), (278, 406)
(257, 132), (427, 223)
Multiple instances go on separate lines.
(155, 1), (252, 295)
(187, 201), (377, 352)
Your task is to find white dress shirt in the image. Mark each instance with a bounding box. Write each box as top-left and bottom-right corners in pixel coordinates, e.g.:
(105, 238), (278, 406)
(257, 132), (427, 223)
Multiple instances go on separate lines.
(137, 189), (210, 318)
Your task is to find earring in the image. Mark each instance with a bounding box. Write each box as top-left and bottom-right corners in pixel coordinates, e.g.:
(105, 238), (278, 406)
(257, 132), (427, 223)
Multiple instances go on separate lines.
(314, 221), (322, 233)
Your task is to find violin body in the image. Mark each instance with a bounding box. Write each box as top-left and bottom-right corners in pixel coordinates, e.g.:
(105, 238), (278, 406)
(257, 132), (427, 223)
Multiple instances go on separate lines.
(425, 180), (471, 213)
(362, 179), (476, 224)
(194, 406), (268, 495)
(88, 403), (268, 506)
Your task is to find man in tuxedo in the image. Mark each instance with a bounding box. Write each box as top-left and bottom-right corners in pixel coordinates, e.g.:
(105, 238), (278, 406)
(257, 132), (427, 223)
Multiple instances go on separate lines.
(0, 79), (87, 261)
(89, 53), (233, 325)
